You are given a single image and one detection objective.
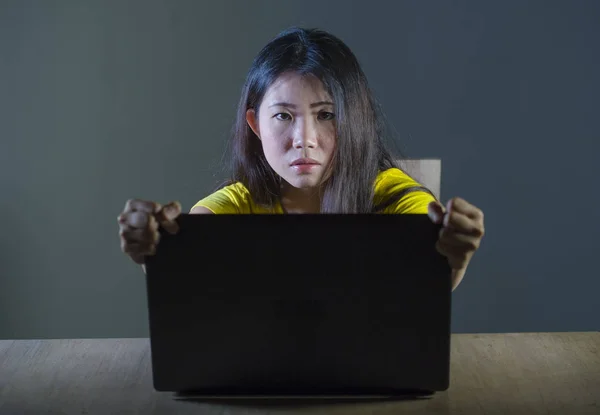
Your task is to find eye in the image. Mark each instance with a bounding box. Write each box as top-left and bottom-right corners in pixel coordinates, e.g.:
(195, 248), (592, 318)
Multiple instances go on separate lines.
(274, 113), (292, 121)
(318, 111), (335, 121)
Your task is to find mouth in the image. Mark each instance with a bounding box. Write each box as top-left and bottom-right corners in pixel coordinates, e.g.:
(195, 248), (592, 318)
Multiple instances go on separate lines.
(290, 158), (320, 166)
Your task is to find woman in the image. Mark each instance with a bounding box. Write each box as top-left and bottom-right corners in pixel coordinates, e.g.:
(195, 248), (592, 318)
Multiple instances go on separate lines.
(118, 27), (485, 291)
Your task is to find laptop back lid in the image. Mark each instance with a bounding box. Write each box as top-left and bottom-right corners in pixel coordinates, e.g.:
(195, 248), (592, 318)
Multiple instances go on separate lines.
(145, 214), (452, 395)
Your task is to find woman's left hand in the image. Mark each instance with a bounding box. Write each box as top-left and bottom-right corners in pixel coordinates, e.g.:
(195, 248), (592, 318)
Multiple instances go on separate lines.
(428, 197), (485, 270)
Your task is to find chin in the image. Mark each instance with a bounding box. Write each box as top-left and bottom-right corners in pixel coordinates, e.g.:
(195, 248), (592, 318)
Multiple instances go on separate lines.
(285, 175), (322, 189)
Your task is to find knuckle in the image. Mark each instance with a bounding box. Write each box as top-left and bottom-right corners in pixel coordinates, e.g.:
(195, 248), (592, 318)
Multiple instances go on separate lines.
(131, 211), (147, 227)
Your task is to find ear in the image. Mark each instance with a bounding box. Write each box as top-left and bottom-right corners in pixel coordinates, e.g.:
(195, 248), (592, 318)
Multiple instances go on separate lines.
(246, 109), (260, 140)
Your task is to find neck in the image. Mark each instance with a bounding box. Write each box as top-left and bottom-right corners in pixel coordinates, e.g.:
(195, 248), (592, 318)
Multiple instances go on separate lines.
(280, 183), (322, 214)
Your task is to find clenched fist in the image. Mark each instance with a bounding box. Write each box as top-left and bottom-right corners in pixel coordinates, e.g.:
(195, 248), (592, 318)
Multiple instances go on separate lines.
(117, 199), (182, 265)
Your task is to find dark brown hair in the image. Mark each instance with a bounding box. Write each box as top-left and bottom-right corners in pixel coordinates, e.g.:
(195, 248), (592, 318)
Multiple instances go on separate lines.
(224, 27), (401, 213)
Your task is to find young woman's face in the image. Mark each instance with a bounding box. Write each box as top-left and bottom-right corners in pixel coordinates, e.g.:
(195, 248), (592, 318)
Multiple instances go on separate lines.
(246, 72), (336, 190)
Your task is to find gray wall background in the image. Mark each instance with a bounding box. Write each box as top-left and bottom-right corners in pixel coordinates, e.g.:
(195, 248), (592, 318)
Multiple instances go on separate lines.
(1, 0), (598, 339)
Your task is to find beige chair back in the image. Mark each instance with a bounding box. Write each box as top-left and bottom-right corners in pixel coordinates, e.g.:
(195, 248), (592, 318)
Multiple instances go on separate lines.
(396, 159), (442, 200)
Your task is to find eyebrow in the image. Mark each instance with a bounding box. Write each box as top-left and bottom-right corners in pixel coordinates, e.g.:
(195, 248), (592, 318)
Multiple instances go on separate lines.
(268, 101), (334, 109)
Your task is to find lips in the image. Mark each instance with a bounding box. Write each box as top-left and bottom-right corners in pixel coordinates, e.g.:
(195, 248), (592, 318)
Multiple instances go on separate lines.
(291, 158), (320, 166)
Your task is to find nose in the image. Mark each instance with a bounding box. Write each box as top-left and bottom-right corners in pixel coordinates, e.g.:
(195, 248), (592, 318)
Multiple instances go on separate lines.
(292, 119), (318, 149)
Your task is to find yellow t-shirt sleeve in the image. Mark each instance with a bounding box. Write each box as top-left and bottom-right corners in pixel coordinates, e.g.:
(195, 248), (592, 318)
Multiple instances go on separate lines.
(387, 190), (435, 214)
(375, 168), (437, 214)
(190, 183), (250, 214)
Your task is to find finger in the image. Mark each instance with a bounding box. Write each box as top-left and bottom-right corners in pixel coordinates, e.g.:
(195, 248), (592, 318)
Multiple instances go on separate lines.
(119, 211), (151, 229)
(447, 197), (484, 222)
(428, 201), (446, 224)
(124, 199), (161, 214)
(155, 201), (182, 235)
(129, 253), (146, 265)
(435, 240), (469, 269)
(118, 215), (159, 243)
(119, 227), (160, 245)
(443, 210), (483, 237)
(121, 240), (157, 256)
(163, 201), (182, 220)
(439, 227), (480, 252)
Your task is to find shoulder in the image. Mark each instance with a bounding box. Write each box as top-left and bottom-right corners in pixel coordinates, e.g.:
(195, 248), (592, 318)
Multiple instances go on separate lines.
(374, 167), (425, 196)
(190, 182), (279, 214)
(374, 168), (436, 214)
(190, 182), (253, 214)
(375, 167), (417, 187)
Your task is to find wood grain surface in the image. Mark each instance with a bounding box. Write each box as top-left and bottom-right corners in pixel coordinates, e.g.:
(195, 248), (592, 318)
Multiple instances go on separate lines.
(0, 332), (598, 414)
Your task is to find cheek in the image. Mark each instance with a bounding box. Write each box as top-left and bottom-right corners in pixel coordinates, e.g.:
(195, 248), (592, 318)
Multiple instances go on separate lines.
(260, 133), (289, 162)
(321, 125), (337, 155)
(258, 118), (287, 153)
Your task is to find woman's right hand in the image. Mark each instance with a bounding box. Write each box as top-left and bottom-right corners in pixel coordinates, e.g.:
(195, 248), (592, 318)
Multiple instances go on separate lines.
(117, 199), (182, 264)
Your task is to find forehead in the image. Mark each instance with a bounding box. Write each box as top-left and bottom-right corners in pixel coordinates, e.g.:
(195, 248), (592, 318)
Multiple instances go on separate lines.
(263, 72), (332, 103)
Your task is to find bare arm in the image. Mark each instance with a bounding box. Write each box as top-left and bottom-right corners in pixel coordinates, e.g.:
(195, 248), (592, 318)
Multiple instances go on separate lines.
(190, 206), (215, 214)
(141, 206), (214, 275)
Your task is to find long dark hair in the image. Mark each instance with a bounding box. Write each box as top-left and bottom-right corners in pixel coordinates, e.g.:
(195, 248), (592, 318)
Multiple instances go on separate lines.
(224, 27), (399, 213)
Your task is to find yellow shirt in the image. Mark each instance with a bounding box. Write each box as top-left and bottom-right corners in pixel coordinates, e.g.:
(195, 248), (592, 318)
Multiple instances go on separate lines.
(191, 168), (435, 214)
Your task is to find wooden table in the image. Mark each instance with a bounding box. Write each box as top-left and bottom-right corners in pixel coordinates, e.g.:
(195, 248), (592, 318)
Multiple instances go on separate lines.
(0, 332), (598, 414)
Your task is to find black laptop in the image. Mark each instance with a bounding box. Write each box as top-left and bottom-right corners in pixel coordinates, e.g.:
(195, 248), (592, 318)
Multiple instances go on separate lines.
(144, 214), (452, 397)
